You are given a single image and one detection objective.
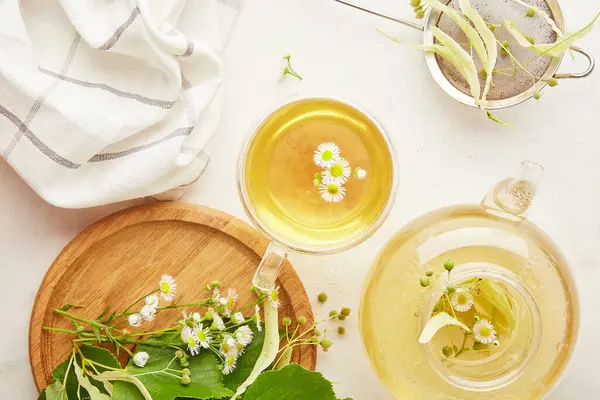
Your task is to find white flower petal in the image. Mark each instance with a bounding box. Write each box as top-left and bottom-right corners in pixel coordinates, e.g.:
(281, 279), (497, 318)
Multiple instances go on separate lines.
(133, 352), (149, 368)
(473, 319), (497, 344)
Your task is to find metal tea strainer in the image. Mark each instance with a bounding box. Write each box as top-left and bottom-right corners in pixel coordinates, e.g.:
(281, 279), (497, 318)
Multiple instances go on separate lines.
(335, 0), (595, 110)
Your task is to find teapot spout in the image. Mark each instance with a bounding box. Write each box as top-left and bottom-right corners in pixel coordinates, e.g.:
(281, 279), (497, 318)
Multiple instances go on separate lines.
(481, 161), (544, 221)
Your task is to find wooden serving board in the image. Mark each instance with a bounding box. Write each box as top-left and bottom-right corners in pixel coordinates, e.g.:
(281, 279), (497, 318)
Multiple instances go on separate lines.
(29, 202), (316, 391)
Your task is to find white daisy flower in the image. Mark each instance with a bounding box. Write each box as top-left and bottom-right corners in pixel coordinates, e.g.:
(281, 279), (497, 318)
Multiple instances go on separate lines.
(451, 290), (474, 312)
(235, 325), (253, 346)
(232, 312), (245, 325)
(208, 307), (226, 331)
(128, 313), (142, 328)
(220, 289), (238, 317)
(195, 323), (212, 349)
(192, 312), (202, 323)
(314, 142), (341, 168)
(354, 167), (367, 180)
(158, 274), (177, 302)
(132, 351), (149, 368)
(181, 326), (201, 356)
(140, 305), (156, 322)
(144, 295), (159, 308)
(319, 181), (346, 203)
(220, 335), (237, 357)
(235, 342), (246, 356)
(322, 157), (351, 185)
(254, 305), (262, 332)
(222, 353), (237, 375)
(269, 287), (281, 309)
(473, 319), (497, 344)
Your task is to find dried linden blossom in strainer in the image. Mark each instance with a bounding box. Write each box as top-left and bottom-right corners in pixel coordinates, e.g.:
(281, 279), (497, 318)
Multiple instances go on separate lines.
(386, 0), (600, 126)
(312, 143), (367, 203)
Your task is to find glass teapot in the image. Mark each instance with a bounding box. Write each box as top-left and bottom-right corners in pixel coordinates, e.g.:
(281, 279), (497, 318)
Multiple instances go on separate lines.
(360, 162), (579, 400)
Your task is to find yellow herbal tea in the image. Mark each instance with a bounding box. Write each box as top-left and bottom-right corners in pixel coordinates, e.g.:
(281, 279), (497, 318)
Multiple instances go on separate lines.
(242, 98), (395, 251)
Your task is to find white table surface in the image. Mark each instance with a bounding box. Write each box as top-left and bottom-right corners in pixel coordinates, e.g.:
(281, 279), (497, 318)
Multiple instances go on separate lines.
(1, 0), (599, 398)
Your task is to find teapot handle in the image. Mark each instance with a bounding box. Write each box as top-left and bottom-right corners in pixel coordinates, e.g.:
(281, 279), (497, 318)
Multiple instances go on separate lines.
(481, 161), (544, 221)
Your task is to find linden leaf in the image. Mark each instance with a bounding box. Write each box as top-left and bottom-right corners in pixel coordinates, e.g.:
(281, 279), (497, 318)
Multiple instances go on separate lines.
(230, 301), (280, 399)
(419, 312), (471, 344)
(243, 364), (336, 400)
(505, 13), (600, 58)
(477, 280), (516, 329)
(112, 345), (232, 400)
(74, 363), (111, 400)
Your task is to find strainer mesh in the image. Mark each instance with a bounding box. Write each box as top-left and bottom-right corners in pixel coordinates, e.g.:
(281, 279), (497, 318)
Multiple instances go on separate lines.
(435, 0), (558, 100)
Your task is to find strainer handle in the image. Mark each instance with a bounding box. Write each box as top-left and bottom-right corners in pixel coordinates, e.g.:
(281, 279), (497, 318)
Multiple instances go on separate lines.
(554, 46), (595, 79)
(333, 0), (425, 31)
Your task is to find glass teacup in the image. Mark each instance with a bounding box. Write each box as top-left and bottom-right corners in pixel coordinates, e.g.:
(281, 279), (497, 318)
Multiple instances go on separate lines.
(237, 96), (398, 290)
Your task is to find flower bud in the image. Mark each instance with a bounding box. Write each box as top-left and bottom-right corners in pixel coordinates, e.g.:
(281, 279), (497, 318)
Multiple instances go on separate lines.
(338, 314), (347, 321)
(297, 316), (307, 325)
(337, 326), (346, 335)
(211, 281), (221, 288)
(317, 292), (328, 304)
(420, 277), (430, 287)
(175, 350), (185, 359)
(320, 339), (333, 351)
(526, 7), (536, 17)
(442, 346), (453, 357)
(282, 317), (292, 327)
(182, 375), (191, 385)
(329, 310), (338, 318)
(447, 286), (457, 294)
(533, 91), (541, 100)
(340, 307), (352, 317)
(425, 270), (433, 277)
(182, 368), (191, 376)
(548, 78), (558, 87)
(444, 259), (455, 271)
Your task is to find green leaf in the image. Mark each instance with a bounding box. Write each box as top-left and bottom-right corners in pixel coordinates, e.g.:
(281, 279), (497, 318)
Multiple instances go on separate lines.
(49, 356), (87, 400)
(223, 324), (264, 391)
(90, 370), (152, 400)
(40, 381), (68, 400)
(419, 312), (471, 344)
(112, 345), (232, 400)
(80, 345), (120, 371)
(477, 280), (516, 329)
(59, 304), (83, 312)
(244, 364), (336, 400)
(74, 363), (111, 400)
(505, 13), (600, 58)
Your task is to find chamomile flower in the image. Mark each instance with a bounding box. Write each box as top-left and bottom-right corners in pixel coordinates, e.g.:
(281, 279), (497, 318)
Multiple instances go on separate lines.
(319, 181), (346, 203)
(144, 294), (159, 308)
(208, 307), (226, 331)
(133, 351), (149, 368)
(220, 335), (237, 357)
(219, 289), (238, 317)
(181, 326), (201, 356)
(140, 305), (156, 322)
(451, 290), (474, 312)
(354, 167), (367, 180)
(158, 274), (177, 302)
(128, 313), (142, 327)
(222, 352), (237, 375)
(232, 312), (245, 325)
(195, 323), (212, 349)
(473, 319), (497, 344)
(314, 142), (341, 168)
(322, 157), (351, 185)
(235, 325), (253, 346)
(269, 286), (281, 309)
(254, 304), (262, 332)
(235, 342), (246, 356)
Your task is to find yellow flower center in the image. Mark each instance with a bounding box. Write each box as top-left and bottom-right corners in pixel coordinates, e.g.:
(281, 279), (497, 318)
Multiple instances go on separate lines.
(457, 294), (468, 305)
(160, 282), (170, 294)
(330, 164), (343, 178)
(326, 184), (339, 195)
(322, 150), (333, 161)
(187, 337), (196, 348)
(197, 331), (207, 342)
(479, 326), (491, 337)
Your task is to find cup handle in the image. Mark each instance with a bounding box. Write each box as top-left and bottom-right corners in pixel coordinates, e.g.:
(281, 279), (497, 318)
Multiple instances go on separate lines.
(253, 242), (288, 291)
(554, 46), (595, 79)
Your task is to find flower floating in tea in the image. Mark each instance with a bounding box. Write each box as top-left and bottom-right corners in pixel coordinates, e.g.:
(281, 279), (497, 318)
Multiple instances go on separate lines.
(418, 258), (517, 359)
(313, 142), (367, 203)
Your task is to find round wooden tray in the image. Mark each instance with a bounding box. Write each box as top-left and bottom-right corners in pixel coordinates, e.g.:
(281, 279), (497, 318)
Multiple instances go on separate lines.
(29, 202), (316, 391)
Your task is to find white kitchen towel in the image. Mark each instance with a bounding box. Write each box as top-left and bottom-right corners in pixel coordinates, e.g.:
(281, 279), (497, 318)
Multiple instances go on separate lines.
(0, 0), (242, 208)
